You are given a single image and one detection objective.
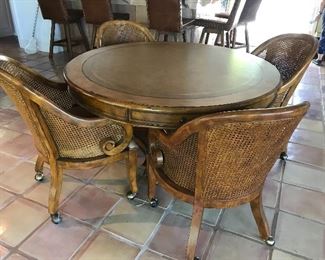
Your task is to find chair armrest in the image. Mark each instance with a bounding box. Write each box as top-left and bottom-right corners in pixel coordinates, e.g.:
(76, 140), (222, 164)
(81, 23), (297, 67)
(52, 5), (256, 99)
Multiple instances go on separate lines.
(215, 12), (230, 19)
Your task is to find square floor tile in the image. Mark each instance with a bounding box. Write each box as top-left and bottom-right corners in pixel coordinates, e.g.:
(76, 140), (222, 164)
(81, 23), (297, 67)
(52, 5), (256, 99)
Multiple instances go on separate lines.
(0, 109), (20, 124)
(102, 199), (163, 245)
(272, 250), (305, 260)
(0, 199), (48, 246)
(5, 253), (31, 260)
(149, 212), (213, 259)
(0, 188), (15, 209)
(64, 167), (103, 182)
(0, 244), (10, 259)
(24, 174), (83, 207)
(139, 250), (168, 259)
(220, 204), (274, 241)
(206, 231), (269, 260)
(0, 134), (37, 159)
(3, 118), (29, 134)
(280, 183), (325, 224)
(0, 162), (37, 194)
(275, 212), (325, 259)
(267, 160), (284, 182)
(77, 231), (140, 260)
(290, 129), (325, 150)
(62, 185), (120, 226)
(0, 153), (21, 174)
(262, 179), (280, 208)
(171, 200), (221, 226)
(298, 118), (324, 133)
(20, 215), (92, 260)
(283, 161), (325, 193)
(0, 128), (21, 146)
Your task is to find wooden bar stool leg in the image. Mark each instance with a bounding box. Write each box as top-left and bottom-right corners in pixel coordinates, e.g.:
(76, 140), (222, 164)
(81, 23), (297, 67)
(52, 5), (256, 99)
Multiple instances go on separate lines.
(173, 33), (178, 42)
(199, 28), (206, 43)
(232, 28), (237, 48)
(182, 31), (187, 42)
(205, 32), (210, 44)
(164, 34), (168, 42)
(77, 21), (90, 50)
(64, 23), (73, 58)
(226, 31), (230, 47)
(91, 24), (97, 49)
(49, 20), (55, 59)
(245, 23), (250, 53)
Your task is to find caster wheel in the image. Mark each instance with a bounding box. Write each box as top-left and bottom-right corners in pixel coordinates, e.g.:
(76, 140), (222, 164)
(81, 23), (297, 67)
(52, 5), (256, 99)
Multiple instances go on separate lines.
(51, 213), (62, 224)
(34, 172), (44, 182)
(265, 236), (275, 246)
(127, 191), (137, 200)
(194, 257), (200, 260)
(150, 198), (158, 208)
(280, 152), (288, 160)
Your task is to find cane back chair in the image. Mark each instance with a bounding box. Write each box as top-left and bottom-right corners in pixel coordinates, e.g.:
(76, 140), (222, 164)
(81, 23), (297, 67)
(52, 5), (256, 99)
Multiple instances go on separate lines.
(146, 0), (195, 42)
(215, 0), (263, 52)
(195, 0), (246, 46)
(37, 0), (90, 58)
(0, 55), (138, 224)
(95, 20), (154, 48)
(81, 0), (130, 48)
(147, 102), (309, 260)
(252, 34), (317, 159)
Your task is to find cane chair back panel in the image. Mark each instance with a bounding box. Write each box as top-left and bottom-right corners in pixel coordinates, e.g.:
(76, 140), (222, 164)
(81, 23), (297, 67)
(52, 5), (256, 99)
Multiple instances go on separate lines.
(0, 56), (127, 160)
(146, 0), (182, 32)
(38, 0), (68, 23)
(81, 0), (113, 25)
(95, 20), (155, 47)
(252, 34), (318, 107)
(151, 102), (309, 206)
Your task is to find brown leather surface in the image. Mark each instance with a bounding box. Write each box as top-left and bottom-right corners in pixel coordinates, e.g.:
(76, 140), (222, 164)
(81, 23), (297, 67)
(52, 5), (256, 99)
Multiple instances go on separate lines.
(147, 0), (182, 32)
(38, 0), (69, 22)
(81, 0), (113, 25)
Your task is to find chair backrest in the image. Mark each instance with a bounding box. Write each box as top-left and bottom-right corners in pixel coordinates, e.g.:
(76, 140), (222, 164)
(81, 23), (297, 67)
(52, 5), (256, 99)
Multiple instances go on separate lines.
(38, 0), (68, 23)
(146, 0), (182, 32)
(95, 20), (155, 47)
(81, 0), (113, 25)
(224, 0), (247, 31)
(152, 102), (308, 207)
(252, 33), (318, 107)
(238, 0), (263, 25)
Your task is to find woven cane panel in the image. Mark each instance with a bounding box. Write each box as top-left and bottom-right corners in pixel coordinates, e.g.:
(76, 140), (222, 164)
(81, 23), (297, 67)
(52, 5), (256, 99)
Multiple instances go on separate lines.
(41, 110), (125, 159)
(0, 61), (73, 110)
(158, 134), (198, 192)
(202, 118), (299, 201)
(255, 39), (311, 83)
(0, 76), (48, 157)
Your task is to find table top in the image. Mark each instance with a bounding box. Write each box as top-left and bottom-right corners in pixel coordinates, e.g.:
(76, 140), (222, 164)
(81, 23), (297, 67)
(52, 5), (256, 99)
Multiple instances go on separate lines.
(64, 42), (281, 128)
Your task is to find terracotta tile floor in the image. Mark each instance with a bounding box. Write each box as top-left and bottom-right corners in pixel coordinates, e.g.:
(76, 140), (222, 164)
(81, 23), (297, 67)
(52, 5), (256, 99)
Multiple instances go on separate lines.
(0, 36), (324, 260)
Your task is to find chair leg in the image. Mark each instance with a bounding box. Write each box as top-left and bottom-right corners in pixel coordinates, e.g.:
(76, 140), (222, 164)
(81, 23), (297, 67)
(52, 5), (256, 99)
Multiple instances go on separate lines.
(205, 32), (210, 44)
(77, 20), (90, 51)
(173, 33), (178, 42)
(126, 148), (138, 200)
(214, 33), (221, 46)
(91, 25), (98, 49)
(199, 28), (206, 44)
(48, 162), (63, 224)
(231, 28), (237, 48)
(182, 31), (187, 42)
(250, 193), (275, 246)
(187, 201), (204, 260)
(245, 23), (249, 53)
(226, 31), (230, 48)
(164, 34), (168, 42)
(34, 155), (45, 182)
(49, 20), (55, 59)
(64, 23), (73, 58)
(148, 159), (158, 207)
(220, 31), (225, 47)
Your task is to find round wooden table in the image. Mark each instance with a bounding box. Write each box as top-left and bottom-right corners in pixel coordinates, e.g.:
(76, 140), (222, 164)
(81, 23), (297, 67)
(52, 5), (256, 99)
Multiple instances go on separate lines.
(64, 42), (281, 129)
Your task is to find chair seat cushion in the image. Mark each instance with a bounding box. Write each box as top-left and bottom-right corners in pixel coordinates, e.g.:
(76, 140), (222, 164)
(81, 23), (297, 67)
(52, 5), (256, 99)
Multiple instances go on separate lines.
(67, 9), (84, 22)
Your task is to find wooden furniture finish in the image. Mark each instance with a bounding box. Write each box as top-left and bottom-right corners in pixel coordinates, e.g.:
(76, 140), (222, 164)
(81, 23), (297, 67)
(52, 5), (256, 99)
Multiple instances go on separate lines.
(147, 102), (309, 259)
(64, 42), (281, 129)
(0, 55), (138, 224)
(80, 0), (131, 48)
(146, 0), (195, 42)
(95, 20), (154, 48)
(38, 0), (90, 58)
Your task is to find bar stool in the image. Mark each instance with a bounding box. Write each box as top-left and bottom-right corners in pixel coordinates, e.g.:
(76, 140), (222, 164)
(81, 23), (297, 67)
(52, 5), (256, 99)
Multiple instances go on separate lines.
(81, 0), (130, 48)
(37, 0), (90, 58)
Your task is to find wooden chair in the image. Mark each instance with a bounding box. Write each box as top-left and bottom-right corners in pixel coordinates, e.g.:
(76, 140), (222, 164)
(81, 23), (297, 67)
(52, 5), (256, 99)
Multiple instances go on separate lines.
(80, 0), (130, 48)
(146, 0), (195, 42)
(37, 0), (90, 58)
(196, 0), (246, 46)
(215, 0), (263, 52)
(0, 55), (138, 224)
(95, 20), (154, 48)
(147, 102), (309, 260)
(252, 33), (318, 159)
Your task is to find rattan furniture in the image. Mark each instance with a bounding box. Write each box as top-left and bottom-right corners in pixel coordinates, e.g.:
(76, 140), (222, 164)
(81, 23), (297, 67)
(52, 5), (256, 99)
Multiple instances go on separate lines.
(95, 20), (154, 48)
(252, 33), (318, 159)
(80, 0), (130, 48)
(195, 0), (246, 46)
(0, 55), (138, 224)
(37, 0), (90, 58)
(64, 42), (281, 129)
(215, 0), (263, 52)
(146, 0), (195, 42)
(147, 102), (309, 259)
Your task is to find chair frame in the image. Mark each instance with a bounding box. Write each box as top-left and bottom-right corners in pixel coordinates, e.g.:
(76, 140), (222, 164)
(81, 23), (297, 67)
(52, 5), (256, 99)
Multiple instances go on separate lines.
(0, 55), (138, 224)
(147, 102), (309, 259)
